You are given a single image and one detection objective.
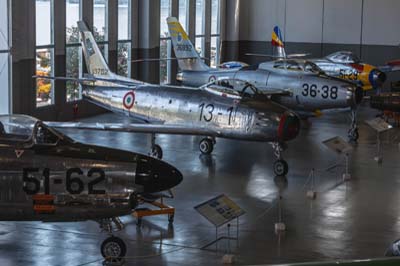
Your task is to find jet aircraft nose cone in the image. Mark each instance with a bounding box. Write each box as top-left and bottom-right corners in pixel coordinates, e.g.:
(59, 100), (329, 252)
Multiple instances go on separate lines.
(135, 157), (183, 194)
(277, 111), (300, 141)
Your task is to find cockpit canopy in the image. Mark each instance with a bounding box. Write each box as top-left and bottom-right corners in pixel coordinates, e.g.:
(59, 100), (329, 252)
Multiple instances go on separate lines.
(271, 60), (325, 74)
(203, 79), (263, 100)
(326, 51), (361, 64)
(0, 115), (62, 145)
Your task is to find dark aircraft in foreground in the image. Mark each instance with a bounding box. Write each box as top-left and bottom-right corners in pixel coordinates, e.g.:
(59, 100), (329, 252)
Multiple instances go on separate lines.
(166, 17), (363, 141)
(0, 114), (183, 261)
(36, 21), (301, 176)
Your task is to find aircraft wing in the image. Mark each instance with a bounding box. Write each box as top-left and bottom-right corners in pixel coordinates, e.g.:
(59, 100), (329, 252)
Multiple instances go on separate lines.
(34, 75), (143, 87)
(34, 75), (97, 83)
(132, 57), (209, 63)
(246, 53), (310, 58)
(45, 122), (220, 136)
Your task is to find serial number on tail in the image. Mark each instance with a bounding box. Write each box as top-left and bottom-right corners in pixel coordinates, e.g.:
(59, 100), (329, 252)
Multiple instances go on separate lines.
(92, 68), (109, 76)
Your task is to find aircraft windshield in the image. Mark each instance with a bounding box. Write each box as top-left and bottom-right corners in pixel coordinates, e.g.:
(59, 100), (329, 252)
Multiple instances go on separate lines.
(286, 60), (302, 71)
(34, 123), (61, 145)
(205, 79), (262, 100)
(0, 115), (37, 141)
(273, 60), (324, 74)
(304, 62), (324, 74)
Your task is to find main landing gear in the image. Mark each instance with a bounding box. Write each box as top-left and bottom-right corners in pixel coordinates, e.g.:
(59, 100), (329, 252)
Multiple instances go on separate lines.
(97, 218), (127, 264)
(271, 142), (288, 177)
(199, 137), (215, 155)
(348, 109), (359, 142)
(149, 135), (216, 159)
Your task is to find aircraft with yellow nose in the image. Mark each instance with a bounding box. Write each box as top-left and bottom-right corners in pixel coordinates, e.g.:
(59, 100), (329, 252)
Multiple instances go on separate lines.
(250, 26), (398, 91)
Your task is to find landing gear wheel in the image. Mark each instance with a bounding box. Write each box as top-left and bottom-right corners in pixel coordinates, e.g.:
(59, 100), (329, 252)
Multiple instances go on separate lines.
(150, 144), (163, 159)
(273, 159), (288, 177)
(199, 138), (214, 155)
(348, 128), (359, 142)
(101, 236), (126, 261)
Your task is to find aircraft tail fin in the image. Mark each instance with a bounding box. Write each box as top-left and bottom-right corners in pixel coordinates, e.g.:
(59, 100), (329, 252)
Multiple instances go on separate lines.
(78, 21), (114, 78)
(272, 26), (286, 59)
(167, 17), (210, 71)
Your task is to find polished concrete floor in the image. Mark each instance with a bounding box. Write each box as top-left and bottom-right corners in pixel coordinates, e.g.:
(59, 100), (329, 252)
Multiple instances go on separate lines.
(1, 103), (400, 266)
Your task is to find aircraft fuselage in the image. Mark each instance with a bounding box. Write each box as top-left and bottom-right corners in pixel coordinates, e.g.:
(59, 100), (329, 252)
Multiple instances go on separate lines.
(0, 136), (182, 222)
(82, 83), (299, 142)
(176, 65), (362, 112)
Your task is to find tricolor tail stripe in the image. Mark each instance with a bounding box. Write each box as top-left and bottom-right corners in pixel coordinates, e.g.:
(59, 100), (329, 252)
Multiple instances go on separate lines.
(272, 26), (284, 47)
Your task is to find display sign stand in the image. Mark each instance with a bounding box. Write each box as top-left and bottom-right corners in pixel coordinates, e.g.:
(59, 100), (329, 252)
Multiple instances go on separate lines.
(194, 194), (245, 255)
(365, 118), (393, 164)
(200, 217), (240, 252)
(322, 136), (354, 181)
(305, 168), (317, 200)
(275, 195), (286, 233)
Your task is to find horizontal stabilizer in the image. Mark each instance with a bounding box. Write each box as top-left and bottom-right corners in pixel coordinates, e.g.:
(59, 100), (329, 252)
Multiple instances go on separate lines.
(132, 57), (209, 63)
(33, 75), (143, 87)
(246, 53), (310, 59)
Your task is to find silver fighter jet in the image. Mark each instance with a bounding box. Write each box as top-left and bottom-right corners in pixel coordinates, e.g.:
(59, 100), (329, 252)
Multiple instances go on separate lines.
(0, 114), (183, 261)
(37, 21), (301, 176)
(166, 17), (363, 141)
(265, 26), (389, 92)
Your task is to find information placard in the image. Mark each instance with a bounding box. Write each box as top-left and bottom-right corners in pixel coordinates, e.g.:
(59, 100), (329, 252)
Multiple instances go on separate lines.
(365, 118), (393, 133)
(323, 136), (353, 154)
(194, 194), (245, 227)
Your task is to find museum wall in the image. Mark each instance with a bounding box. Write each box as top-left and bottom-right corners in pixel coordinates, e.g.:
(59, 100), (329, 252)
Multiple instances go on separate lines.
(222, 0), (400, 73)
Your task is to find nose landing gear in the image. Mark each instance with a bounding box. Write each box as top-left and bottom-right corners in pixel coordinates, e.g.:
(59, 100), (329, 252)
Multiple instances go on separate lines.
(149, 134), (163, 159)
(101, 236), (127, 264)
(97, 218), (127, 264)
(348, 109), (359, 142)
(271, 142), (288, 176)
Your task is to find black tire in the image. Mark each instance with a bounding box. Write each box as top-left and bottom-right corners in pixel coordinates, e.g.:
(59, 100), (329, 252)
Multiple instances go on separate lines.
(199, 138), (214, 155)
(273, 159), (288, 176)
(101, 236), (127, 260)
(151, 144), (163, 159)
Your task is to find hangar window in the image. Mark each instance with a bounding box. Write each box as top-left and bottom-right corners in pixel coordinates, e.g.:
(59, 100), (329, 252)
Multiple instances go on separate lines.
(195, 0), (205, 57)
(66, 0), (82, 102)
(210, 0), (221, 67)
(93, 0), (109, 61)
(35, 0), (55, 108)
(117, 0), (131, 77)
(0, 0), (10, 114)
(160, 0), (172, 84)
(179, 0), (189, 33)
